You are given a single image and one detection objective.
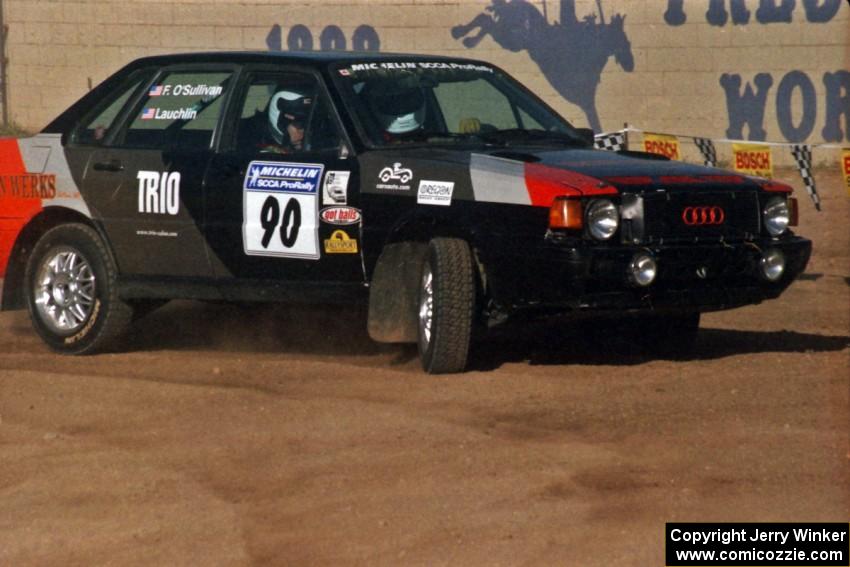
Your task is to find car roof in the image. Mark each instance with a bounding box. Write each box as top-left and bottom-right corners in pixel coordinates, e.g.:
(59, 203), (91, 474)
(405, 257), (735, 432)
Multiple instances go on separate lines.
(128, 50), (490, 68)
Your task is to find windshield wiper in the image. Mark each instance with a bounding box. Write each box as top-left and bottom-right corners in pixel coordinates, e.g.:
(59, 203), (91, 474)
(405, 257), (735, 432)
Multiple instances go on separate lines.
(478, 128), (584, 147)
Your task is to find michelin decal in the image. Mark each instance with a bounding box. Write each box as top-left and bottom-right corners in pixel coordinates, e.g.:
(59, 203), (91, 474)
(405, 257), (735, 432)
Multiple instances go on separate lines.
(243, 161), (323, 260)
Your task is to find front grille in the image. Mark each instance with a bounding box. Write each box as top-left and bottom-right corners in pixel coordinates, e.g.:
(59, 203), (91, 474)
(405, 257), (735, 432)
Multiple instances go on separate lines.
(637, 189), (760, 243)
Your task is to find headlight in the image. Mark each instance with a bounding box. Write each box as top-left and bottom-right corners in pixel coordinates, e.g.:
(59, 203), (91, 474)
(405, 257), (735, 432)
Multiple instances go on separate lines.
(586, 199), (619, 240)
(763, 197), (790, 236)
(760, 248), (785, 282)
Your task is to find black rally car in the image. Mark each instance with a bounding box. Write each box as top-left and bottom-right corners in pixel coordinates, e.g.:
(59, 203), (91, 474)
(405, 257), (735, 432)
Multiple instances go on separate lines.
(0, 52), (811, 373)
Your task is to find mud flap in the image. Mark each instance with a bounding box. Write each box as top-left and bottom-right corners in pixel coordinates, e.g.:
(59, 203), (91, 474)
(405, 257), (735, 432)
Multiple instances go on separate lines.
(367, 241), (428, 343)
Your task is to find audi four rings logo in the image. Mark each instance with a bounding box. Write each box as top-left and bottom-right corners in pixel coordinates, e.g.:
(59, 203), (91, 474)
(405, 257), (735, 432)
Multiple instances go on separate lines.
(682, 206), (725, 225)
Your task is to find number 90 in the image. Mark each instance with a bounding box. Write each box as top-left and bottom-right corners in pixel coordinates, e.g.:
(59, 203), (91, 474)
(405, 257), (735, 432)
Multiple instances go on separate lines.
(260, 195), (301, 249)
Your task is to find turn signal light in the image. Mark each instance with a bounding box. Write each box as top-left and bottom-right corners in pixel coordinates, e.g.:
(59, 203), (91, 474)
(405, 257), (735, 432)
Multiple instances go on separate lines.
(549, 198), (583, 230)
(788, 197), (798, 227)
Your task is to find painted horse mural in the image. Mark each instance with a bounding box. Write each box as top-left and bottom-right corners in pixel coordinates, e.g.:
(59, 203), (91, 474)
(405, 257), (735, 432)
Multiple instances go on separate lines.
(452, 0), (634, 132)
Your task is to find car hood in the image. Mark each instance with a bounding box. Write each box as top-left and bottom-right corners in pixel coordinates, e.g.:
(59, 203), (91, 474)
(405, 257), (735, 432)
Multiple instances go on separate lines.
(469, 146), (766, 193)
(359, 145), (779, 209)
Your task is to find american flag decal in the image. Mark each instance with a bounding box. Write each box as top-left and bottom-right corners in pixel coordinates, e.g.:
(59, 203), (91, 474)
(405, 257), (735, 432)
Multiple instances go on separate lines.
(149, 85), (164, 97)
(141, 108), (156, 120)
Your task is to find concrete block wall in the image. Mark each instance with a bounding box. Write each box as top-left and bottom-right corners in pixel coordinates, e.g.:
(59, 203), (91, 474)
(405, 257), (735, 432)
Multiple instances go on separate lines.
(2, 0), (848, 164)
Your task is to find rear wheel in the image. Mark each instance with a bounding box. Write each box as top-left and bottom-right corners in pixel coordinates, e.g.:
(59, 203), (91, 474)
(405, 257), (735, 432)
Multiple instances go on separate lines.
(417, 238), (475, 374)
(25, 223), (132, 354)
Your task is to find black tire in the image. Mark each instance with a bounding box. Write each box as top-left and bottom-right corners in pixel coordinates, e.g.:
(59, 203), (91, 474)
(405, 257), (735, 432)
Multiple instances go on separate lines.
(25, 223), (133, 355)
(417, 238), (475, 374)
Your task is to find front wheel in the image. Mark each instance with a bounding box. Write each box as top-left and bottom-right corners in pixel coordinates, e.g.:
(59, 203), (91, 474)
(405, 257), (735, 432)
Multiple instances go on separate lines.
(417, 238), (475, 374)
(25, 223), (133, 354)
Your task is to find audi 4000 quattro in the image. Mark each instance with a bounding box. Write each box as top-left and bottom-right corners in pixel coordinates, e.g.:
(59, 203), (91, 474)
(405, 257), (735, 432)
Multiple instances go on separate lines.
(0, 52), (811, 373)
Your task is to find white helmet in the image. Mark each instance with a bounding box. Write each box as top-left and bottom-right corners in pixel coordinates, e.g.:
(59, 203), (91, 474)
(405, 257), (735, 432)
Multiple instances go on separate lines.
(365, 78), (426, 134)
(269, 89), (311, 144)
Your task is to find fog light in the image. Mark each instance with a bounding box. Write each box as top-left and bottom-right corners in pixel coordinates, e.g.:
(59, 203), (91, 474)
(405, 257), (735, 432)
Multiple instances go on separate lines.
(760, 249), (785, 282)
(629, 252), (657, 287)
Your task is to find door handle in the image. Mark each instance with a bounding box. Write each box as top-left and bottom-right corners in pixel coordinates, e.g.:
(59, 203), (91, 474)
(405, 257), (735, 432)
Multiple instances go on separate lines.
(92, 159), (124, 172)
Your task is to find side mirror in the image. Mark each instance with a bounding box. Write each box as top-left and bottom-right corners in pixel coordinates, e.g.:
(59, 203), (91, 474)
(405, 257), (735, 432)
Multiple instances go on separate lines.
(576, 128), (595, 147)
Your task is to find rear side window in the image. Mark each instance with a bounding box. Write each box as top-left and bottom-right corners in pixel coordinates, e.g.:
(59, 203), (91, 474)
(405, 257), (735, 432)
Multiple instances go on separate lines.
(117, 70), (233, 150)
(72, 70), (154, 145)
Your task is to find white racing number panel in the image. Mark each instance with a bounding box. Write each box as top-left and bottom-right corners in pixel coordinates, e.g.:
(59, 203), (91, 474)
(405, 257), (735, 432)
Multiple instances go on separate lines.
(242, 161), (324, 260)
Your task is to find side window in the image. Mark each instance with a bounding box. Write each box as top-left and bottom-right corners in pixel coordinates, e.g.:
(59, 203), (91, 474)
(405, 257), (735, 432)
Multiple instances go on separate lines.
(234, 72), (343, 154)
(117, 70), (232, 150)
(72, 70), (153, 145)
(433, 78), (519, 133)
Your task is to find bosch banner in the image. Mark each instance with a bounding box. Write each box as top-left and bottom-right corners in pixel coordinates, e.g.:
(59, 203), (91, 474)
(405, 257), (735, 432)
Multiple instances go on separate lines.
(643, 132), (681, 161)
(733, 143), (773, 179)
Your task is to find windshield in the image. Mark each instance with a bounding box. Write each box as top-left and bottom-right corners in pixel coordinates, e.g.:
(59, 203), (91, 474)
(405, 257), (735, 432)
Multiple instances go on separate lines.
(332, 61), (583, 148)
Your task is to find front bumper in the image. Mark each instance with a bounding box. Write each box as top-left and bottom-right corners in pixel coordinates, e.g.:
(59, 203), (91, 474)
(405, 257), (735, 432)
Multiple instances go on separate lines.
(486, 235), (812, 315)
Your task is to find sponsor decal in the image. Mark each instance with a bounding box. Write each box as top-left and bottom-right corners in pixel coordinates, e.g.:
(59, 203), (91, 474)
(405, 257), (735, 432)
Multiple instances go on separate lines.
(0, 173), (57, 199)
(376, 162), (413, 191)
(343, 62), (494, 75)
(842, 149), (850, 197)
(417, 180), (454, 206)
(643, 132), (681, 160)
(135, 230), (178, 238)
(136, 171), (181, 215)
(141, 108), (199, 121)
(338, 69), (351, 77)
(323, 170), (350, 205)
(246, 162), (321, 192)
(682, 206), (725, 226)
(733, 143), (773, 178)
(320, 206), (361, 225)
(243, 161), (323, 259)
(324, 230), (358, 254)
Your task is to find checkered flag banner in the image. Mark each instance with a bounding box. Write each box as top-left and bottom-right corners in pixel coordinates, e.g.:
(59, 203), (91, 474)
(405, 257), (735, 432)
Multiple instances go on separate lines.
(594, 131), (626, 152)
(694, 137), (717, 167)
(790, 144), (821, 210)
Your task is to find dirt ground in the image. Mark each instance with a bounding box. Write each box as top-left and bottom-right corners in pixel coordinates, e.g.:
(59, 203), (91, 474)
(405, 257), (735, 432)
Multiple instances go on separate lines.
(1, 170), (848, 566)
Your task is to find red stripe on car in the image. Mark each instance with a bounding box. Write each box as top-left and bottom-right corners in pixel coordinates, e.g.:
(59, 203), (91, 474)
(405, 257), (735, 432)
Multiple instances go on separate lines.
(524, 162), (617, 207)
(0, 138), (44, 278)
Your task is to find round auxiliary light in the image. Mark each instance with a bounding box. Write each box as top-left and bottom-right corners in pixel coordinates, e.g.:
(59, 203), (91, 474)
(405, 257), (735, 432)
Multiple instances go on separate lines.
(629, 252), (657, 287)
(586, 199), (619, 240)
(763, 197), (790, 236)
(760, 248), (785, 282)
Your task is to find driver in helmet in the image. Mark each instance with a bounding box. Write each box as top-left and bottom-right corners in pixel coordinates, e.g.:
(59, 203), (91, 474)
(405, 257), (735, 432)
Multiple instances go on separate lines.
(363, 76), (426, 142)
(246, 88), (312, 154)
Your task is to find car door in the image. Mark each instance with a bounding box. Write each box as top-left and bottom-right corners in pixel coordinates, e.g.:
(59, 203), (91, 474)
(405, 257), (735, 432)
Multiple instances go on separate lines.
(205, 67), (362, 283)
(80, 65), (236, 278)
